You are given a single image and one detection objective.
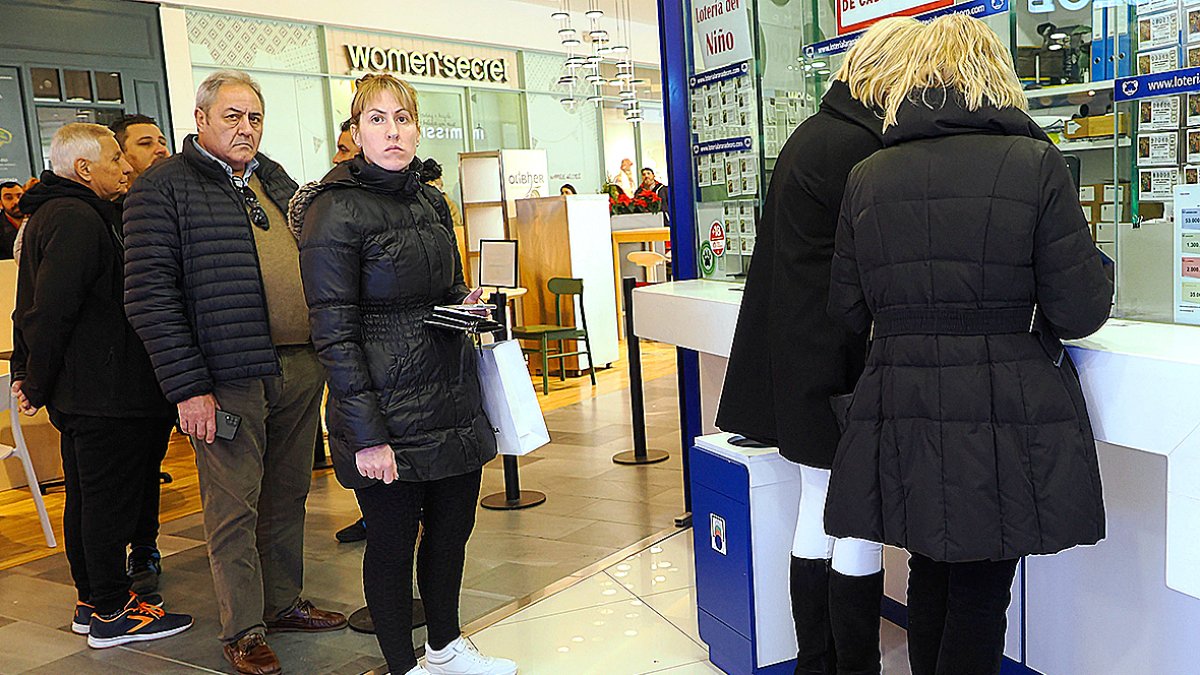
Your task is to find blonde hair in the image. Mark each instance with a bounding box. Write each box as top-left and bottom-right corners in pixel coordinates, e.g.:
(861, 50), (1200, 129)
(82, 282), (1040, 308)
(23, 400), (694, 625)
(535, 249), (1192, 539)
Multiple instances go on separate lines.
(351, 74), (420, 128)
(883, 14), (1026, 129)
(49, 123), (113, 177)
(835, 17), (925, 111)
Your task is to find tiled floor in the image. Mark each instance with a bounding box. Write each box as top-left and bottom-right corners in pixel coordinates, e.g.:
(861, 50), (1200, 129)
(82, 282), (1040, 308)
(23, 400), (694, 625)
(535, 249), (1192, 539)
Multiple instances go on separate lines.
(0, 374), (686, 674)
(467, 530), (914, 675)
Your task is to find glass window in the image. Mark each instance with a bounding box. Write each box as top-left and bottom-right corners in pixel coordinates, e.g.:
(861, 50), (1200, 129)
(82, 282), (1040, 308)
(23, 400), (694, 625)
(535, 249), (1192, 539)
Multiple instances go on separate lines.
(63, 70), (93, 102)
(31, 68), (60, 101)
(95, 71), (123, 103)
(411, 84), (470, 207)
(36, 106), (125, 171)
(528, 92), (604, 195)
(469, 89), (527, 152)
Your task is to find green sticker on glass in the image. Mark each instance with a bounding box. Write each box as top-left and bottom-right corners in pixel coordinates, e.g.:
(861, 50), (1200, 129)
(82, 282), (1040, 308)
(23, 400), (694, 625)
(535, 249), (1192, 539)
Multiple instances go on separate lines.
(700, 241), (716, 276)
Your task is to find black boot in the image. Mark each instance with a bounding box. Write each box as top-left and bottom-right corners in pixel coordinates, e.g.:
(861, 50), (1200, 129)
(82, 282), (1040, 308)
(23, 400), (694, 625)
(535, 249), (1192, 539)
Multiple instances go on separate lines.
(828, 569), (884, 675)
(791, 557), (836, 675)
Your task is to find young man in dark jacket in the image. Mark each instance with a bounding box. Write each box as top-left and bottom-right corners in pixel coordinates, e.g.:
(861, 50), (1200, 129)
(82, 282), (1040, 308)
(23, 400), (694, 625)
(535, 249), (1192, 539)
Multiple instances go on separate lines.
(12, 122), (192, 649)
(123, 70), (345, 675)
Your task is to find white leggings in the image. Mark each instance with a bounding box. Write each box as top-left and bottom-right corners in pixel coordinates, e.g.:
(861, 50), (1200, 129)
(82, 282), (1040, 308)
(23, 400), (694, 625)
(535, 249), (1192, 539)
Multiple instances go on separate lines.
(791, 465), (883, 577)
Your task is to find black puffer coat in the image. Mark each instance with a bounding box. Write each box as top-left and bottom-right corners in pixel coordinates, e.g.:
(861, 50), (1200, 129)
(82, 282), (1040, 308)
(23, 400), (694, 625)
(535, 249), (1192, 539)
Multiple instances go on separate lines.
(294, 156), (496, 489)
(123, 136), (298, 404)
(824, 93), (1113, 563)
(12, 172), (173, 419)
(718, 81), (877, 468)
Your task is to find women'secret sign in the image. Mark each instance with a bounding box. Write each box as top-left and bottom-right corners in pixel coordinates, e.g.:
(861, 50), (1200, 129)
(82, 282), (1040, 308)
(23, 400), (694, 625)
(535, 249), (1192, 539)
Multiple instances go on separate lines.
(836, 0), (952, 35)
(692, 0), (753, 70)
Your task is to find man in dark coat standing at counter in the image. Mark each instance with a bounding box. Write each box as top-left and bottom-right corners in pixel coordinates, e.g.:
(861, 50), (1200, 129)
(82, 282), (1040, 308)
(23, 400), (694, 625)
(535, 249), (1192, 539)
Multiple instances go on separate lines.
(11, 122), (192, 648)
(123, 69), (345, 675)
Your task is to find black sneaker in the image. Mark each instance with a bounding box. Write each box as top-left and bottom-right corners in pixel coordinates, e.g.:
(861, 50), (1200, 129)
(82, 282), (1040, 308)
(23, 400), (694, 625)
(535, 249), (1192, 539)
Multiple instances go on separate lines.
(335, 518), (367, 543)
(88, 595), (192, 649)
(127, 548), (162, 595)
(72, 601), (94, 635)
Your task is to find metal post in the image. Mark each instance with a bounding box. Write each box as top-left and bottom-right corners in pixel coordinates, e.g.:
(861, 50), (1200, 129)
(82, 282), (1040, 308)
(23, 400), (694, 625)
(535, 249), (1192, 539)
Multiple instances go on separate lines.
(614, 277), (670, 466)
(480, 289), (547, 510)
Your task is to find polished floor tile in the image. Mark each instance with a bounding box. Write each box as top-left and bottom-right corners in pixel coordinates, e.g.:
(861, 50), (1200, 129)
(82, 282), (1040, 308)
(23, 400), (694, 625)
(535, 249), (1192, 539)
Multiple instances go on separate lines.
(604, 532), (696, 596)
(640, 586), (703, 647)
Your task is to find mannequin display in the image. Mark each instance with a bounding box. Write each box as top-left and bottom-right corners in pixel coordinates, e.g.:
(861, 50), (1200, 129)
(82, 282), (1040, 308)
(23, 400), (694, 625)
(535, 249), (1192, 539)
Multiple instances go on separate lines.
(716, 17), (926, 675)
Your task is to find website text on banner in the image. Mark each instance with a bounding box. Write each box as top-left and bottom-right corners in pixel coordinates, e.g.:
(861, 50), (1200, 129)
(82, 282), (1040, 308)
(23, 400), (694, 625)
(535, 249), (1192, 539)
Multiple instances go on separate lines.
(806, 0), (1010, 58)
(837, 0), (952, 35)
(1115, 67), (1200, 102)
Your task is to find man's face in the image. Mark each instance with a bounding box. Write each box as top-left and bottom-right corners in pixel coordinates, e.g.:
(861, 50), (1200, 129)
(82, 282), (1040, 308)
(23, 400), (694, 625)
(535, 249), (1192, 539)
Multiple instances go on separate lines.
(121, 123), (170, 179)
(641, 169), (656, 188)
(195, 84), (264, 172)
(1, 185), (24, 219)
(332, 129), (359, 165)
(79, 136), (132, 201)
(621, 159), (633, 173)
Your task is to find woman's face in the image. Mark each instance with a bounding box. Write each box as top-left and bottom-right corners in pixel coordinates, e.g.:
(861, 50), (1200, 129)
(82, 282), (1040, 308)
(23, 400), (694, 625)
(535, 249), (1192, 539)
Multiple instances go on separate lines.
(353, 91), (420, 172)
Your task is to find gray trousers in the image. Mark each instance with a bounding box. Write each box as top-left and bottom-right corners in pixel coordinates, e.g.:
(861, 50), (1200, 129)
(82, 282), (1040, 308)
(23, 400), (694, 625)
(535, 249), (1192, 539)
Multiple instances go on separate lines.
(191, 345), (325, 643)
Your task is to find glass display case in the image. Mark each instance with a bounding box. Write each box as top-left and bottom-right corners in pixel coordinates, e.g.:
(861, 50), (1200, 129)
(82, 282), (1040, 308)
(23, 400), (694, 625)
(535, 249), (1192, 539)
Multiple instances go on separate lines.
(678, 0), (1200, 326)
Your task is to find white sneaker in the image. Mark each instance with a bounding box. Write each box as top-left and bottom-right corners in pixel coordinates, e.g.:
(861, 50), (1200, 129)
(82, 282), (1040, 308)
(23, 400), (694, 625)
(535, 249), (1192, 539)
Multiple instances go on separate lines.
(424, 637), (518, 675)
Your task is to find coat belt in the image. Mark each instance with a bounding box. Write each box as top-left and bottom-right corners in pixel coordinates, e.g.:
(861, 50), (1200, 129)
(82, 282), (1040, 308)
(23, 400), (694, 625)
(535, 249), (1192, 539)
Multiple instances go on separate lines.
(870, 306), (1035, 339)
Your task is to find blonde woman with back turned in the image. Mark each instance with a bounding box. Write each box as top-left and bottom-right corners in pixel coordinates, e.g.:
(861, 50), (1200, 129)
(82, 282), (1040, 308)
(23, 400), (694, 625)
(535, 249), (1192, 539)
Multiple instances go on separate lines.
(824, 15), (1112, 675)
(718, 17), (924, 675)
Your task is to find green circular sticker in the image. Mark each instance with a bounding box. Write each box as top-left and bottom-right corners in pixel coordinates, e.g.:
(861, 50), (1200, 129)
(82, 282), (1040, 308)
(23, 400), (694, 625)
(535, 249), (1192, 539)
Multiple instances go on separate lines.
(699, 241), (716, 276)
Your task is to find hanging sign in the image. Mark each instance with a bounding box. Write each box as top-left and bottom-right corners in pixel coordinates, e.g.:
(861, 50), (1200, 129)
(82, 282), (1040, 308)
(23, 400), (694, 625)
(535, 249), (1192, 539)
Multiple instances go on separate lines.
(807, 0), (1010, 57)
(692, 0), (754, 71)
(837, 0), (953, 35)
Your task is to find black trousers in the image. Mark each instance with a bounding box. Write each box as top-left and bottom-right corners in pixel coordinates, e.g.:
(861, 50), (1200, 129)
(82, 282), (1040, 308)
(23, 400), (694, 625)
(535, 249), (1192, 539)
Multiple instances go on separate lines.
(356, 469), (482, 674)
(130, 428), (170, 553)
(50, 410), (174, 615)
(906, 553), (1020, 675)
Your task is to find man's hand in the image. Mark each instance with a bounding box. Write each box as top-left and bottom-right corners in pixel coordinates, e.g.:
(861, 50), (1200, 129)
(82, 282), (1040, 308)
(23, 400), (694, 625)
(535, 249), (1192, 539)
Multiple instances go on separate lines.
(11, 380), (37, 416)
(178, 393), (219, 443)
(356, 444), (399, 484)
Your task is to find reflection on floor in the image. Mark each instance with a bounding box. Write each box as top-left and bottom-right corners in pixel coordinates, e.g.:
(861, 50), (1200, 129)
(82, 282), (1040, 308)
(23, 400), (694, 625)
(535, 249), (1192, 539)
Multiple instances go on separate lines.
(467, 530), (914, 675)
(0, 364), (685, 673)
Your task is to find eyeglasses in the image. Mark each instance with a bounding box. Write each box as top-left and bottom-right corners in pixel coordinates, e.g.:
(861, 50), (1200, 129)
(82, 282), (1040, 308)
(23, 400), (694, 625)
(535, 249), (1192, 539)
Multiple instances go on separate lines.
(240, 186), (269, 230)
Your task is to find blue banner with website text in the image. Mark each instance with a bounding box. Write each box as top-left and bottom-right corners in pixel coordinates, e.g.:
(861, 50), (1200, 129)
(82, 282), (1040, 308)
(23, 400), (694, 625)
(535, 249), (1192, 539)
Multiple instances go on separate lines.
(1115, 68), (1200, 102)
(803, 0), (1010, 59)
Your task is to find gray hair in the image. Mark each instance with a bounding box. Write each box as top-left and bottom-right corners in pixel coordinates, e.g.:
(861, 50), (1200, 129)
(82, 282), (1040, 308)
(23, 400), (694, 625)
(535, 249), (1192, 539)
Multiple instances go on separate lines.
(195, 69), (264, 113)
(49, 123), (113, 177)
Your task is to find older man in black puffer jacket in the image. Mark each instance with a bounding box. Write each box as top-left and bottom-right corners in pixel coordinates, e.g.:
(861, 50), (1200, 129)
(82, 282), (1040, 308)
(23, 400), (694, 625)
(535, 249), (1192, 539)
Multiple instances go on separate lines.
(123, 70), (345, 675)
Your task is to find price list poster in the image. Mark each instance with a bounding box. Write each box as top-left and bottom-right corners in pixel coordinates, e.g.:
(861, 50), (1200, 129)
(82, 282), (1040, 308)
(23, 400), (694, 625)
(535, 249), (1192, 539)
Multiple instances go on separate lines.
(1175, 186), (1200, 321)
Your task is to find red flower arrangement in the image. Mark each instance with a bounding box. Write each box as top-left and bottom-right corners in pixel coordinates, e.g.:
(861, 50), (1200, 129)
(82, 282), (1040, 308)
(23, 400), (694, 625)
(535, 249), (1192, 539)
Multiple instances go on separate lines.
(606, 185), (663, 215)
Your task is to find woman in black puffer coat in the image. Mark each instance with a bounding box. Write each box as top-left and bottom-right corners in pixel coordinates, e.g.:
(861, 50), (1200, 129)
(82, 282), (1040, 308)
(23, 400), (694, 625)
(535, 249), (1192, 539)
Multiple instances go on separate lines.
(826, 16), (1113, 675)
(293, 74), (512, 675)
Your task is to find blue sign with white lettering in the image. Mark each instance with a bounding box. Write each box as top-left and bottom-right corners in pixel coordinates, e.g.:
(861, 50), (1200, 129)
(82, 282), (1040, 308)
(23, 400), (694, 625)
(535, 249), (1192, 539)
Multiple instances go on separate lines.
(694, 136), (754, 156)
(803, 0), (1010, 58)
(1114, 67), (1200, 102)
(690, 61), (752, 90)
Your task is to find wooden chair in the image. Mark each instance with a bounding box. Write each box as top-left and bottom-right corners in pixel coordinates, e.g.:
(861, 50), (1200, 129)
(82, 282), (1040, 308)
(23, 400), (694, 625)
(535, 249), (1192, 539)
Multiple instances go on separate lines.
(0, 373), (57, 548)
(511, 277), (598, 395)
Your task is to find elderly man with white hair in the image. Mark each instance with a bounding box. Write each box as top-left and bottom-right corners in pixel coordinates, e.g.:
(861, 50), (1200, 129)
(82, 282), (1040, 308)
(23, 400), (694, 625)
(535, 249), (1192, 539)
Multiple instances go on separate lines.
(11, 122), (193, 648)
(123, 70), (343, 675)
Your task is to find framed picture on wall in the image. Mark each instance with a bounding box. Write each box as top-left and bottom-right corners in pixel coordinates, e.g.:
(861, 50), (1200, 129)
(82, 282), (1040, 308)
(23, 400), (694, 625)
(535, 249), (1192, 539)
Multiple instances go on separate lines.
(479, 239), (519, 289)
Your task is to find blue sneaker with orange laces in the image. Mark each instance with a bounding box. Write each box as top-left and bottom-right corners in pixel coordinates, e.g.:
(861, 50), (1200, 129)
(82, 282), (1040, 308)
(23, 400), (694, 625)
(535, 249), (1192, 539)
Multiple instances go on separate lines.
(71, 601), (94, 635)
(88, 593), (192, 649)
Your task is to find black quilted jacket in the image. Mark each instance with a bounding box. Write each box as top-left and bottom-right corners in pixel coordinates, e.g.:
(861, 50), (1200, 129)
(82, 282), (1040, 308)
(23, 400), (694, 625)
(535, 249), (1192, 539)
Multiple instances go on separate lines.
(123, 136), (299, 404)
(824, 93), (1113, 562)
(293, 156), (496, 488)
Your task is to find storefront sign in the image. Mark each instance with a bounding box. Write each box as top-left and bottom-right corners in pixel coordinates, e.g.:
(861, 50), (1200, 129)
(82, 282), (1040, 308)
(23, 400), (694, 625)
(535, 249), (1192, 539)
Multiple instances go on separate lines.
(806, 0), (1009, 57)
(0, 67), (33, 182)
(500, 149), (548, 217)
(837, 0), (953, 35)
(344, 45), (508, 84)
(691, 0), (754, 71)
(327, 29), (519, 90)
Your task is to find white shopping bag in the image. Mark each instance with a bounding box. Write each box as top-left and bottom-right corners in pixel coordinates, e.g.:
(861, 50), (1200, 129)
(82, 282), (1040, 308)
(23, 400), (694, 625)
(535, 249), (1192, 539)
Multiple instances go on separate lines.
(477, 340), (551, 456)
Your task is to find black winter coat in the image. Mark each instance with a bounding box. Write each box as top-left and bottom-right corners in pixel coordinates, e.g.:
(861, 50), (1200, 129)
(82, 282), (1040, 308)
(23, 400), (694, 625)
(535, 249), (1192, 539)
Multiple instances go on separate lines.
(123, 136), (299, 404)
(11, 171), (172, 419)
(824, 93), (1113, 563)
(293, 156), (497, 489)
(717, 81), (878, 468)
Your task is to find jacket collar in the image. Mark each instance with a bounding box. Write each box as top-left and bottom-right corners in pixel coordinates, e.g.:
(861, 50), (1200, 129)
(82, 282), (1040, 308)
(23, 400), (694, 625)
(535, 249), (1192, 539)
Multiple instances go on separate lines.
(18, 170), (118, 221)
(286, 155), (427, 241)
(818, 80), (885, 144)
(181, 134), (278, 187)
(884, 89), (1050, 147)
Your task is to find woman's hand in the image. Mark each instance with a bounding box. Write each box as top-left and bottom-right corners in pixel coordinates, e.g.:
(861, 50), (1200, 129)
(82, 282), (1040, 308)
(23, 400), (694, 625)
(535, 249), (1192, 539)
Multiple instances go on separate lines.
(11, 380), (37, 416)
(356, 444), (399, 483)
(461, 287), (492, 317)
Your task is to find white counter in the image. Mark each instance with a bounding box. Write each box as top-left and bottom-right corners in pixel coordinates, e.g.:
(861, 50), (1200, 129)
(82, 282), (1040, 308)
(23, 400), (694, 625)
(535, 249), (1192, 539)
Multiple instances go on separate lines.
(633, 280), (1200, 674)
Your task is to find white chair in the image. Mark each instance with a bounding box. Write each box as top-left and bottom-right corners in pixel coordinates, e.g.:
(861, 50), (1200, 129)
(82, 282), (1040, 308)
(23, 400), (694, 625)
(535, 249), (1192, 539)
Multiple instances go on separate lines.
(0, 373), (57, 548)
(627, 250), (669, 283)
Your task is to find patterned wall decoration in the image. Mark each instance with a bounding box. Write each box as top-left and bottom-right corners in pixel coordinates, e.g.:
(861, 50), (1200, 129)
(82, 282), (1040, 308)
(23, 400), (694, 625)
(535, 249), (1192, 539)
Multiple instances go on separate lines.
(186, 11), (323, 74)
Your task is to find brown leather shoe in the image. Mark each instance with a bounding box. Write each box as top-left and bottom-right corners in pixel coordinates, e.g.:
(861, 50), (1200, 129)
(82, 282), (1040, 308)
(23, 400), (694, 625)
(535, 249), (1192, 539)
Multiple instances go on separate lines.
(265, 599), (348, 633)
(223, 633), (281, 675)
